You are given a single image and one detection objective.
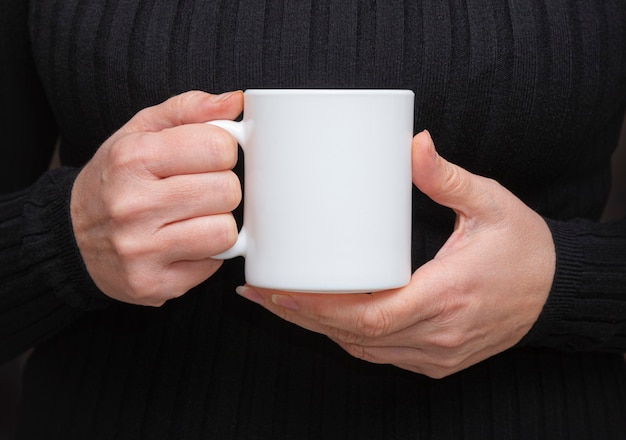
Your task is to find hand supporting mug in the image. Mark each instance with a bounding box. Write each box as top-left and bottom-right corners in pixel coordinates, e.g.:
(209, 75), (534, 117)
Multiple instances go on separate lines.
(237, 131), (556, 378)
(71, 91), (244, 306)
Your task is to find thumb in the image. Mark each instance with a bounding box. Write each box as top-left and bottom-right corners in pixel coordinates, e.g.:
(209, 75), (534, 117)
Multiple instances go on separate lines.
(123, 90), (244, 134)
(411, 130), (496, 216)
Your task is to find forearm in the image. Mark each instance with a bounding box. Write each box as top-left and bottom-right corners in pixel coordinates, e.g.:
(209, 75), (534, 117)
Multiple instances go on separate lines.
(521, 217), (626, 351)
(0, 168), (109, 363)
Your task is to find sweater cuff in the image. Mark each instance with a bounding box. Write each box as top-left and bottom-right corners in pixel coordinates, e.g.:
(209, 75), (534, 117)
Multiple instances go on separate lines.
(519, 219), (582, 348)
(22, 167), (111, 310)
(520, 217), (626, 351)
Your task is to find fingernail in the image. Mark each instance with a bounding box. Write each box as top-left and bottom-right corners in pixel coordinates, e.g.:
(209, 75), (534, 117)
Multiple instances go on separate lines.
(271, 294), (299, 311)
(236, 286), (264, 305)
(210, 91), (237, 103)
(419, 130), (435, 157)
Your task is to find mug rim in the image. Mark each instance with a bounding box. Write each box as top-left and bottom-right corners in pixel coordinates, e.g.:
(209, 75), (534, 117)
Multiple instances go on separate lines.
(244, 88), (414, 96)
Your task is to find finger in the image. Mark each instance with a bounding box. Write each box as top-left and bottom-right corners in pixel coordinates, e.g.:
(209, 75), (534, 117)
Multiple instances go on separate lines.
(152, 171), (241, 220)
(411, 130), (499, 217)
(123, 90), (244, 134)
(97, 170), (240, 230)
(238, 282), (425, 339)
(235, 286), (360, 334)
(157, 214), (239, 262)
(331, 338), (423, 367)
(273, 290), (401, 338)
(165, 258), (225, 296)
(135, 258), (225, 306)
(331, 340), (468, 379)
(127, 124), (239, 178)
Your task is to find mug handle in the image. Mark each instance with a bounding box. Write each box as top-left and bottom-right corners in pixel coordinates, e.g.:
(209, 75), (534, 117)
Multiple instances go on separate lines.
(206, 120), (248, 259)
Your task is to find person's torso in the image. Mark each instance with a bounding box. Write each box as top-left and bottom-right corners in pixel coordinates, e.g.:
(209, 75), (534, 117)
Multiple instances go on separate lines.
(28, 0), (626, 262)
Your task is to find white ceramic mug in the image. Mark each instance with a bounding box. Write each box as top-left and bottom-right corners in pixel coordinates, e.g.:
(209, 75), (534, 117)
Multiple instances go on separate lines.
(210, 89), (414, 293)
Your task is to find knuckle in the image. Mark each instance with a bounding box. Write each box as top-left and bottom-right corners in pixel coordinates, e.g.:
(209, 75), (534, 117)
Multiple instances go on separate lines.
(426, 347), (467, 377)
(178, 90), (204, 107)
(342, 344), (389, 366)
(432, 331), (467, 350)
(419, 356), (460, 379)
(425, 368), (453, 380)
(354, 303), (393, 338)
(108, 132), (156, 175)
(124, 267), (167, 306)
(440, 163), (468, 196)
(437, 354), (464, 372)
(212, 214), (239, 250)
(221, 171), (242, 209)
(110, 231), (146, 262)
(481, 176), (500, 191)
(105, 193), (147, 224)
(107, 141), (133, 173)
(129, 107), (152, 130)
(204, 171), (241, 209)
(164, 91), (196, 122)
(207, 126), (239, 169)
(223, 216), (239, 246)
(104, 194), (129, 220)
(396, 363), (426, 376)
(476, 177), (503, 212)
(331, 328), (367, 345)
(342, 343), (368, 361)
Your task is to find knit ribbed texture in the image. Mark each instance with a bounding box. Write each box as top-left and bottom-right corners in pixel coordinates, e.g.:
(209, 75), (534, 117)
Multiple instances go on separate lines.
(0, 0), (58, 193)
(0, 169), (109, 363)
(1, 0), (626, 438)
(522, 218), (626, 351)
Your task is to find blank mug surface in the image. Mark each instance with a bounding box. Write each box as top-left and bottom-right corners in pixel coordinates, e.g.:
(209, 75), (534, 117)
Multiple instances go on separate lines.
(212, 89), (414, 293)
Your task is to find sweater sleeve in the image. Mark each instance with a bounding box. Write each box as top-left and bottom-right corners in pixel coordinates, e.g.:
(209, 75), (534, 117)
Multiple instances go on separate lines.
(0, 0), (110, 363)
(520, 217), (626, 351)
(0, 168), (111, 363)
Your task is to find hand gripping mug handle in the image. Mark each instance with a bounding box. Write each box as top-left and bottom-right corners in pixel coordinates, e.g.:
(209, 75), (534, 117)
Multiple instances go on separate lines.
(206, 120), (248, 259)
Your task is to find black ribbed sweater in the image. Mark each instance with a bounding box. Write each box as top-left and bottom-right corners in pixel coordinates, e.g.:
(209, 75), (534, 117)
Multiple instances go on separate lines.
(2, 0), (626, 438)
